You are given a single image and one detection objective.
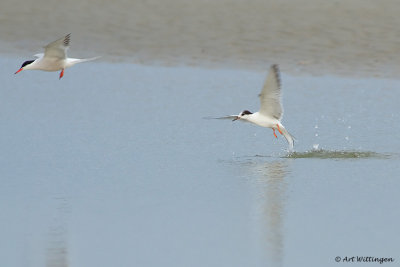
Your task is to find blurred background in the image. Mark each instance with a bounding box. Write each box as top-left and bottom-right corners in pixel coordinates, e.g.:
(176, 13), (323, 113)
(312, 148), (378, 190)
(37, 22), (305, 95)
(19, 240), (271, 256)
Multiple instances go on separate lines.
(2, 0), (400, 76)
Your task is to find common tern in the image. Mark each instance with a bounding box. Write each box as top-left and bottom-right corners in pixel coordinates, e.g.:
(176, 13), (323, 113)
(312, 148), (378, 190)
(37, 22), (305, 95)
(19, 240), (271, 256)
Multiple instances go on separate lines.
(217, 64), (295, 151)
(15, 33), (100, 79)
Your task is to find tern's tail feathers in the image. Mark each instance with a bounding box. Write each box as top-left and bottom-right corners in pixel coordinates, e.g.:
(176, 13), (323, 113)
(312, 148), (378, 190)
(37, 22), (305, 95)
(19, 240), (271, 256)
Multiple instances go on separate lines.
(76, 56), (101, 63)
(279, 124), (295, 152)
(66, 56), (101, 68)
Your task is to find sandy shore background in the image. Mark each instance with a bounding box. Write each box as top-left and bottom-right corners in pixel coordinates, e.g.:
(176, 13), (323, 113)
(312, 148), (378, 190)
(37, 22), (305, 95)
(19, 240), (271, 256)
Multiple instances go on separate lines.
(1, 0), (400, 76)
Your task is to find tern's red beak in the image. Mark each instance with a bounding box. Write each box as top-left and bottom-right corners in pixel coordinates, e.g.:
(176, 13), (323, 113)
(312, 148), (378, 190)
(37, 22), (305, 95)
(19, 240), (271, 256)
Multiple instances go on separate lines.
(15, 68), (23, 74)
(232, 116), (239, 121)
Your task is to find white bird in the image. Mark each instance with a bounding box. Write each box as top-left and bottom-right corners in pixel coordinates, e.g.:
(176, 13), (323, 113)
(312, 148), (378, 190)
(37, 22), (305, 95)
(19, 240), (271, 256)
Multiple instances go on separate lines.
(15, 33), (100, 79)
(217, 64), (295, 151)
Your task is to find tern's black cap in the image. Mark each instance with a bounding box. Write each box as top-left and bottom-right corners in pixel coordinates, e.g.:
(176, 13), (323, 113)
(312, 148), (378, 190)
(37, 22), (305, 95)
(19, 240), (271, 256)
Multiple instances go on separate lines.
(20, 60), (34, 68)
(241, 110), (253, 115)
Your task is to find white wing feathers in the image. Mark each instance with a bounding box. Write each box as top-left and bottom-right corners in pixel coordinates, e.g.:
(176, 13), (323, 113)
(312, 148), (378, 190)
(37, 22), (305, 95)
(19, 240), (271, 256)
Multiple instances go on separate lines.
(33, 53), (44, 58)
(43, 33), (71, 60)
(204, 115), (238, 121)
(259, 64), (283, 120)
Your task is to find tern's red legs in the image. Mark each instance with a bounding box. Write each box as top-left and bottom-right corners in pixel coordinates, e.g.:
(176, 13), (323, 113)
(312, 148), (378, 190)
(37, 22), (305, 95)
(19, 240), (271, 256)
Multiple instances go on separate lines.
(59, 69), (64, 79)
(273, 129), (278, 138)
(277, 124), (283, 135)
(273, 124), (284, 138)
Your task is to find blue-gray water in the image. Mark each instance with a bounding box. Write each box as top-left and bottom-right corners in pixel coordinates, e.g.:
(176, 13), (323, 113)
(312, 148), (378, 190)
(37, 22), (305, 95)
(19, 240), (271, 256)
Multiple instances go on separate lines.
(1, 57), (400, 267)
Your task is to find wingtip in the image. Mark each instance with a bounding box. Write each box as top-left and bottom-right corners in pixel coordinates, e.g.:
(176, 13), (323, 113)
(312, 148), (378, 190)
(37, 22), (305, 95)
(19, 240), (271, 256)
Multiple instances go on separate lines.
(271, 64), (279, 75)
(203, 116), (227, 120)
(64, 33), (71, 46)
(202, 116), (215, 120)
(270, 64), (281, 88)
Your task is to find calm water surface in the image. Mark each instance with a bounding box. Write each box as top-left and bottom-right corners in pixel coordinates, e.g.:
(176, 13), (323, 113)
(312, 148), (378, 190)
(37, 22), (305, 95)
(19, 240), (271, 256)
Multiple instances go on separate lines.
(1, 57), (399, 267)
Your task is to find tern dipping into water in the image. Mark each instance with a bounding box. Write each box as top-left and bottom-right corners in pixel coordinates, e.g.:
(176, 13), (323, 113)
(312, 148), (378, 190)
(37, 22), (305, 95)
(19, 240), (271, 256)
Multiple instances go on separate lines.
(15, 33), (100, 79)
(217, 64), (295, 151)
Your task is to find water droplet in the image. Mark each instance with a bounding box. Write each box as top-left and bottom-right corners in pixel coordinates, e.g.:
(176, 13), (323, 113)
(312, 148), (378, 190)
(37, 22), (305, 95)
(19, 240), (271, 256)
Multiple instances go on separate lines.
(348, 125), (351, 129)
(315, 133), (319, 137)
(313, 144), (319, 150)
(345, 136), (349, 141)
(315, 125), (318, 129)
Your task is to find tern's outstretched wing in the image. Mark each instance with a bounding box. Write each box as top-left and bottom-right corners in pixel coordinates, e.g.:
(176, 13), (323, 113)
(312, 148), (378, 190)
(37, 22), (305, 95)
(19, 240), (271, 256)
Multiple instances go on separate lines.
(33, 53), (44, 58)
(43, 33), (71, 60)
(259, 64), (283, 120)
(204, 115), (239, 121)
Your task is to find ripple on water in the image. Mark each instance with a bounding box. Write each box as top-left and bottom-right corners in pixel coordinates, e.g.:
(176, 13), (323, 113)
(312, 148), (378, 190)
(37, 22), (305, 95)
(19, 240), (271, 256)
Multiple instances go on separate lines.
(285, 149), (391, 159)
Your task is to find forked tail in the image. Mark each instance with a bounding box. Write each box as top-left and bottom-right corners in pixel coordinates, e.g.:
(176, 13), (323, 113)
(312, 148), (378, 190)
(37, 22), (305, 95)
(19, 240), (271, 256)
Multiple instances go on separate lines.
(76, 56), (101, 63)
(278, 123), (295, 152)
(68, 56), (101, 67)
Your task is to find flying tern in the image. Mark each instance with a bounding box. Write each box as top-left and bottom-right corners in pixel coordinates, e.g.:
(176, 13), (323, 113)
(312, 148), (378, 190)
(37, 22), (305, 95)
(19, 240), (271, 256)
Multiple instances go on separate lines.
(15, 33), (100, 79)
(217, 64), (295, 151)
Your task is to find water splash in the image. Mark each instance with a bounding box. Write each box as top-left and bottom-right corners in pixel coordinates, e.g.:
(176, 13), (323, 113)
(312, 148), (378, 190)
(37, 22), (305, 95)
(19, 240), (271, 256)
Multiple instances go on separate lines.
(286, 149), (390, 159)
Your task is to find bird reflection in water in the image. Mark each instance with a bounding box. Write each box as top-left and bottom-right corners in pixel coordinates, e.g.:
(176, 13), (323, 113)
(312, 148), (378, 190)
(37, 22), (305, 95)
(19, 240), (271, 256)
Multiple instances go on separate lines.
(248, 160), (291, 267)
(46, 197), (70, 267)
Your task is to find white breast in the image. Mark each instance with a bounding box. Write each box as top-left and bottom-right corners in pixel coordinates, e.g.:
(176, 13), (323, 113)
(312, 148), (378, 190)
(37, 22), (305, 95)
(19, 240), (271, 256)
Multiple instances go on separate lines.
(246, 112), (280, 128)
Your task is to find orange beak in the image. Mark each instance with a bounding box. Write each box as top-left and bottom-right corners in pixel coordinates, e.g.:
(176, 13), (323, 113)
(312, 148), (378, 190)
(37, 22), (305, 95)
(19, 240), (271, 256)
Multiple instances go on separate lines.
(15, 68), (23, 74)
